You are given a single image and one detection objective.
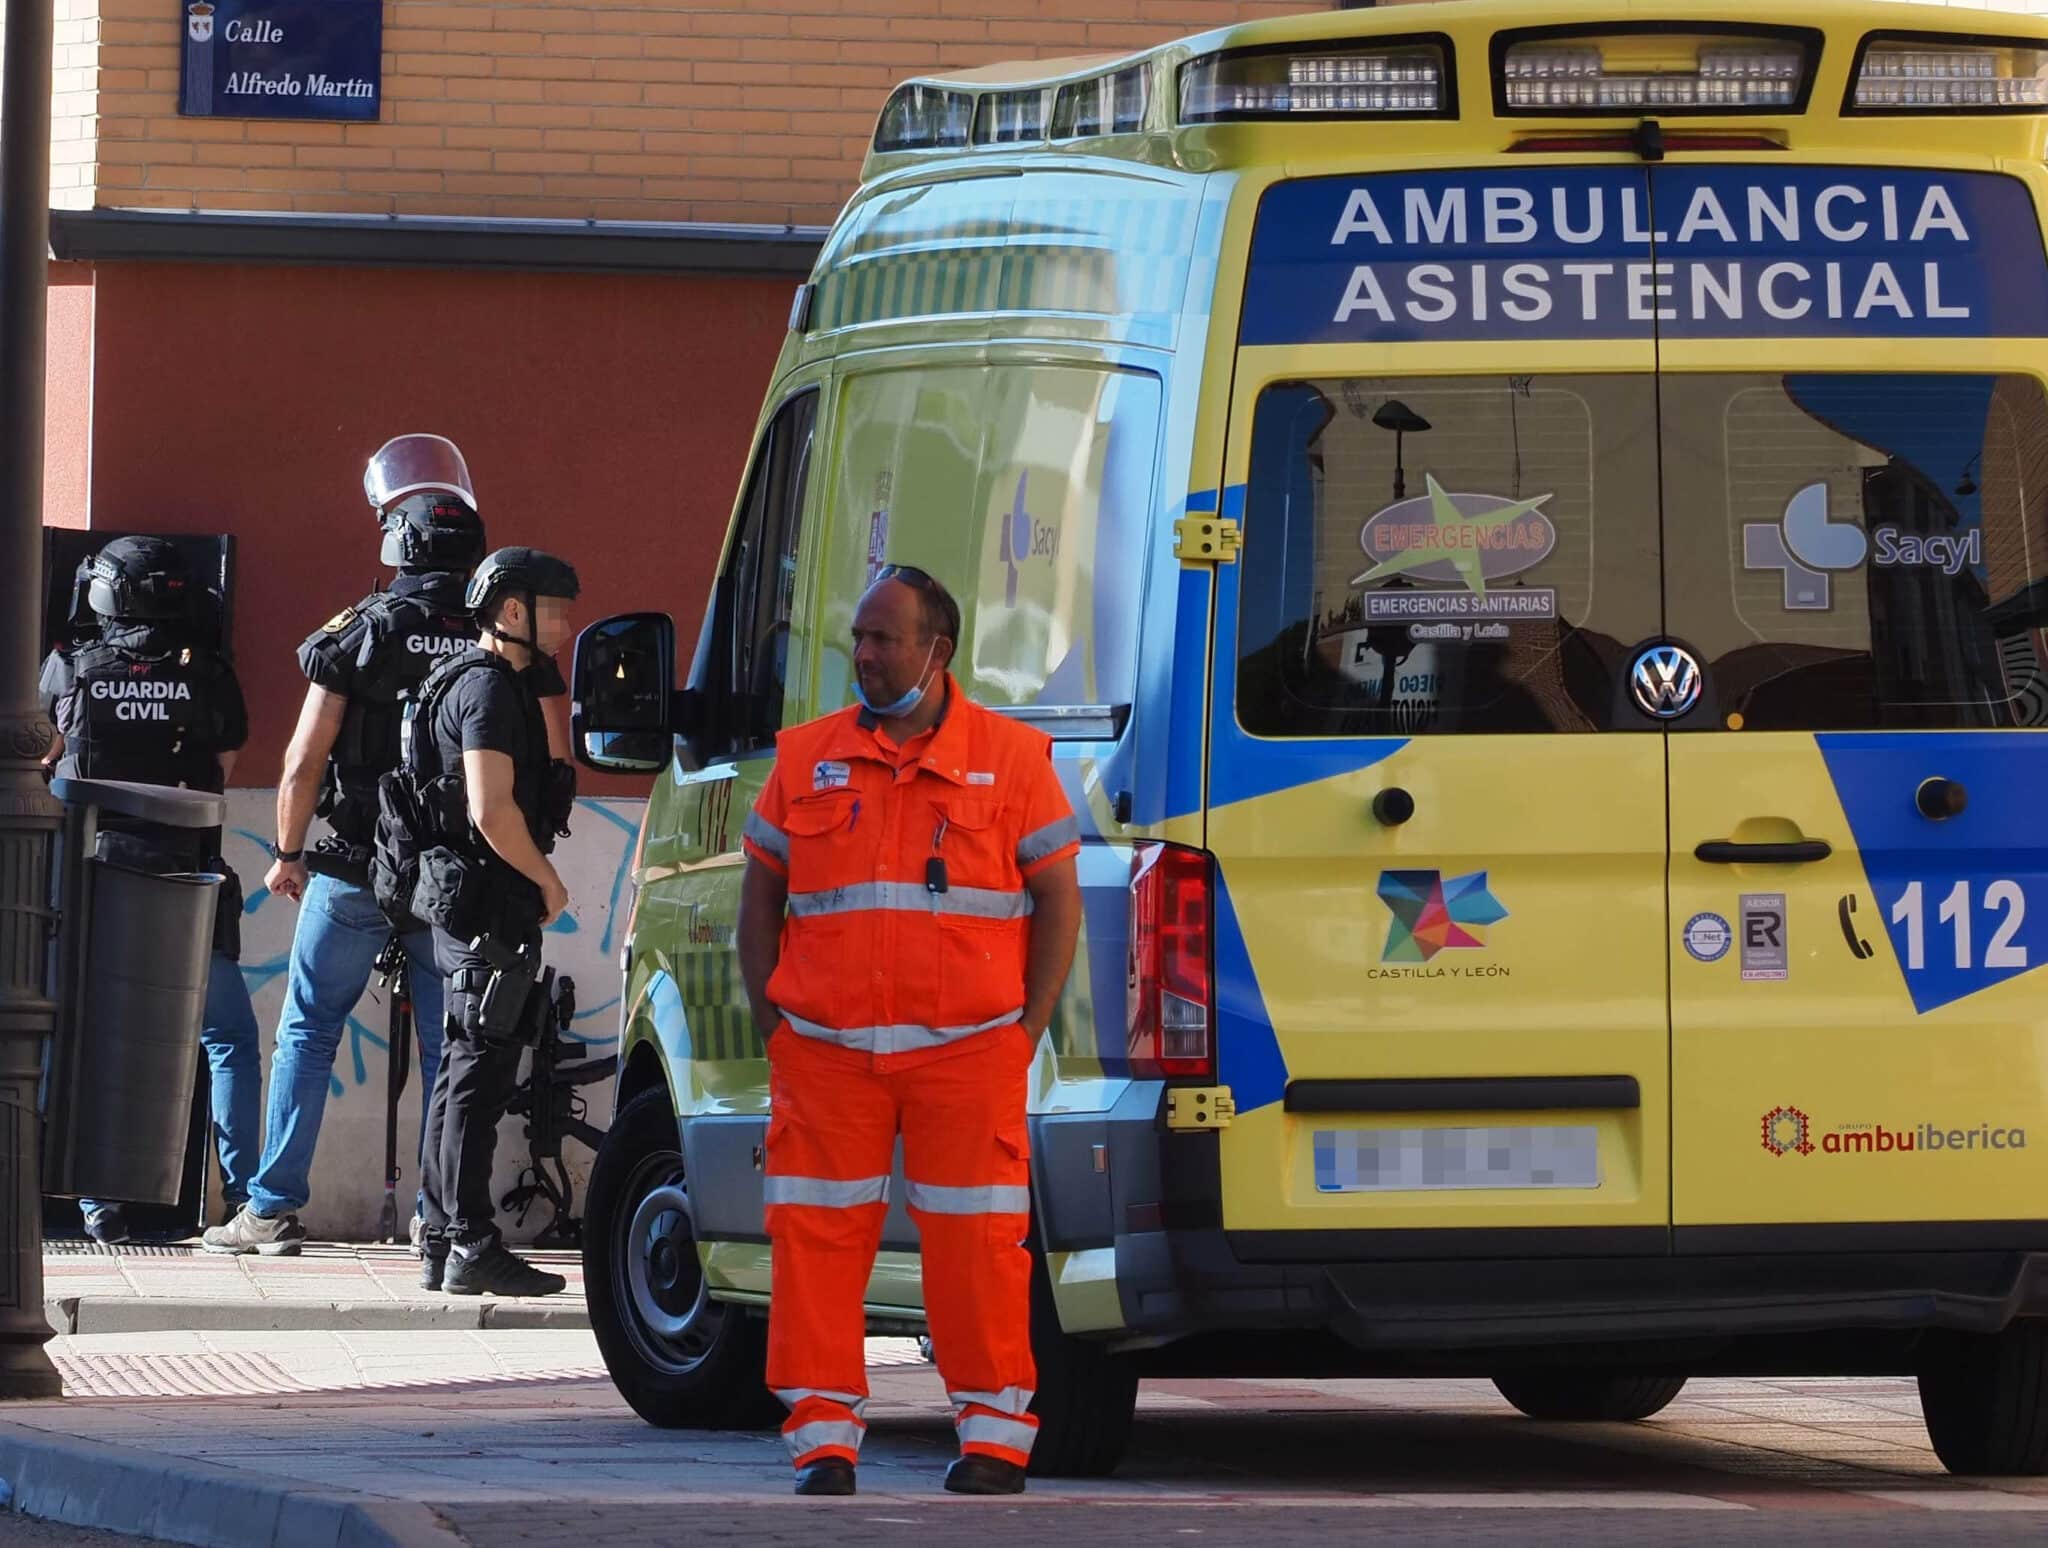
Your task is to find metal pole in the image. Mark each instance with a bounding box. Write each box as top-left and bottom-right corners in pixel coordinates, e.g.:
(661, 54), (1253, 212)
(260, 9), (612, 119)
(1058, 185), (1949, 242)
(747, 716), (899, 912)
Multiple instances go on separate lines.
(0, 0), (65, 1398)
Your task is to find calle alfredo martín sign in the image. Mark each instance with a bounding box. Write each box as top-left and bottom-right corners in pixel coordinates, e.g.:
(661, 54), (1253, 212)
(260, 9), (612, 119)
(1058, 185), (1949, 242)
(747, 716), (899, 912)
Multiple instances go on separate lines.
(180, 0), (381, 122)
(1242, 166), (2048, 343)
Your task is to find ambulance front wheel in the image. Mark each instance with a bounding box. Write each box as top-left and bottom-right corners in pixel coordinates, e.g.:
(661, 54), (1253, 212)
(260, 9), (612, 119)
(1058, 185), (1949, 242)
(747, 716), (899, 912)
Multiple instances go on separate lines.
(584, 1087), (782, 1431)
(1491, 1370), (1688, 1422)
(1025, 1236), (1139, 1477)
(1918, 1320), (2048, 1476)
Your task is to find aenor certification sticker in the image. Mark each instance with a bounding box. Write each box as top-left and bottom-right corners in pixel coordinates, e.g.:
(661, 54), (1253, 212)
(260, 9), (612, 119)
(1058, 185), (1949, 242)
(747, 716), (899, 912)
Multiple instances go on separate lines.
(1741, 893), (1789, 982)
(1683, 911), (1732, 964)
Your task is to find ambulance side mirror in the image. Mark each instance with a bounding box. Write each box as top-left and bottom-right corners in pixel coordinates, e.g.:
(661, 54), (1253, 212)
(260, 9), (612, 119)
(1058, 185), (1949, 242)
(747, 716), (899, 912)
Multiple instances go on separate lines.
(571, 612), (677, 775)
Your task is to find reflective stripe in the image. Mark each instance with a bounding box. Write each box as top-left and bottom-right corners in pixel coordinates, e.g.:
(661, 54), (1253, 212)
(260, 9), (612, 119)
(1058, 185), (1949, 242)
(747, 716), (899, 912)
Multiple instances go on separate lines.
(775, 1388), (868, 1418)
(906, 1181), (1031, 1215)
(763, 1174), (890, 1208)
(1017, 815), (1081, 866)
(743, 810), (789, 864)
(787, 881), (1032, 921)
(950, 1386), (1034, 1417)
(786, 1009), (1022, 1057)
(786, 1418), (865, 1461)
(957, 1413), (1038, 1455)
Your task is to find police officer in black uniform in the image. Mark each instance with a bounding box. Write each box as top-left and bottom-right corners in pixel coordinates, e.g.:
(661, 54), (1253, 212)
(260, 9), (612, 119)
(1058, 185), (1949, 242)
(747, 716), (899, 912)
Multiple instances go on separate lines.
(409, 547), (579, 1297)
(204, 435), (485, 1255)
(39, 537), (259, 1246)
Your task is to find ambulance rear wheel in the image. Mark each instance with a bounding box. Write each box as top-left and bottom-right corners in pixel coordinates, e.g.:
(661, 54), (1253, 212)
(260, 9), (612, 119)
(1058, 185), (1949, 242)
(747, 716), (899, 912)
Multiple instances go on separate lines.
(1918, 1321), (2048, 1476)
(1025, 1239), (1139, 1477)
(584, 1087), (782, 1431)
(1492, 1370), (1688, 1422)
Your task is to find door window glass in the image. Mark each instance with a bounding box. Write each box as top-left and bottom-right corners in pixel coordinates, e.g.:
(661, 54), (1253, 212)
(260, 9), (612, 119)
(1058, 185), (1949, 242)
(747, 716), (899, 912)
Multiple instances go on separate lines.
(1661, 372), (2048, 730)
(725, 390), (816, 754)
(1236, 374), (1660, 736)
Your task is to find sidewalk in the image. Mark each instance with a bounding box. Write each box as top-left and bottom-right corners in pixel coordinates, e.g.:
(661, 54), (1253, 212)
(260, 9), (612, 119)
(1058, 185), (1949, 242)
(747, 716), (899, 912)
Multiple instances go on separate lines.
(40, 1241), (587, 1335)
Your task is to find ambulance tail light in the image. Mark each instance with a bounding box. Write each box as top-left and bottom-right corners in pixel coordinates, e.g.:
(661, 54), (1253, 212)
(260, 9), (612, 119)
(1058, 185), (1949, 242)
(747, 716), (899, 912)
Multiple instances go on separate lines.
(1127, 842), (1213, 1080)
(1851, 37), (2048, 113)
(1179, 42), (1450, 123)
(1496, 29), (1816, 114)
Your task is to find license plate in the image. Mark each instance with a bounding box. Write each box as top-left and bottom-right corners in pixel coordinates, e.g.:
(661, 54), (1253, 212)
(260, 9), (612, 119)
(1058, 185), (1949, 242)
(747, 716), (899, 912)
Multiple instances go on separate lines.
(1313, 1125), (1600, 1193)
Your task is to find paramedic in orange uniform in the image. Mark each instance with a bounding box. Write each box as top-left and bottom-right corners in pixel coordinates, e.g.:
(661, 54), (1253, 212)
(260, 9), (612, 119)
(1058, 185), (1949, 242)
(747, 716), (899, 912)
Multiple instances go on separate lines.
(738, 564), (1083, 1497)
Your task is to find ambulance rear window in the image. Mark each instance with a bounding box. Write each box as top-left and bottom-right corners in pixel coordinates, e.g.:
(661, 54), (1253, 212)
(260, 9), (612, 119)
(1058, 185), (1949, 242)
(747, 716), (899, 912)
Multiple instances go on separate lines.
(1237, 374), (1653, 736)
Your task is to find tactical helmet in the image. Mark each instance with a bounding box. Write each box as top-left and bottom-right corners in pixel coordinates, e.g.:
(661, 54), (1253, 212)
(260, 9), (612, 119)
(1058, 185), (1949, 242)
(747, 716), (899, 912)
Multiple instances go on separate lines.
(380, 491), (486, 572)
(86, 536), (191, 623)
(465, 547), (581, 613)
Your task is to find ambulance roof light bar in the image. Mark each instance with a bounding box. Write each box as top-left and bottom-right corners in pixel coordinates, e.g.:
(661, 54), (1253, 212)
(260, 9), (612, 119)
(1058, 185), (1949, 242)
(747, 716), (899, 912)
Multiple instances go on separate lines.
(1493, 24), (1820, 117)
(873, 84), (974, 153)
(1848, 34), (2048, 114)
(1179, 37), (1454, 123)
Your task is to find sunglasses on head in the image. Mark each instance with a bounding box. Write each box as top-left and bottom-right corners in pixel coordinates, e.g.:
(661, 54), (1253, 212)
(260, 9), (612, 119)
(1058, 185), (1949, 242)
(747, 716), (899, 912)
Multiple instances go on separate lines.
(874, 563), (940, 593)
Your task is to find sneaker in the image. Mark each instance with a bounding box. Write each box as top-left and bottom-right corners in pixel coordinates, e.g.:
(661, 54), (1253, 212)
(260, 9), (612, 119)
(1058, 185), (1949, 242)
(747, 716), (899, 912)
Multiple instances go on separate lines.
(409, 1212), (426, 1255)
(444, 1241), (566, 1298)
(82, 1207), (130, 1247)
(420, 1240), (449, 1291)
(200, 1205), (308, 1256)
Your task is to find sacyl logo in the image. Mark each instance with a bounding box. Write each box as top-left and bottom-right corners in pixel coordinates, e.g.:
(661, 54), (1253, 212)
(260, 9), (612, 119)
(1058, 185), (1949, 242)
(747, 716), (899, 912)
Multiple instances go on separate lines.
(1744, 481), (1867, 610)
(1629, 644), (1701, 720)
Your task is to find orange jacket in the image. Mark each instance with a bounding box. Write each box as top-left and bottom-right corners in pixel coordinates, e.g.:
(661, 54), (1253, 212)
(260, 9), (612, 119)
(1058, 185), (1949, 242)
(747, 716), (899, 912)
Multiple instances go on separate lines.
(742, 676), (1081, 1071)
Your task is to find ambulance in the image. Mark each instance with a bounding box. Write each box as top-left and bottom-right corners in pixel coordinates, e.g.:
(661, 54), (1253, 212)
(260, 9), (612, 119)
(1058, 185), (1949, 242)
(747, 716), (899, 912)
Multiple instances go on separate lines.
(569, 0), (2048, 1477)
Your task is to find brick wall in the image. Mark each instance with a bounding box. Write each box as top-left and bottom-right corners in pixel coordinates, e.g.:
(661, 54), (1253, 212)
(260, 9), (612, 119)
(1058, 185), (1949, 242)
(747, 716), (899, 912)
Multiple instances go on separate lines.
(63, 0), (1323, 226)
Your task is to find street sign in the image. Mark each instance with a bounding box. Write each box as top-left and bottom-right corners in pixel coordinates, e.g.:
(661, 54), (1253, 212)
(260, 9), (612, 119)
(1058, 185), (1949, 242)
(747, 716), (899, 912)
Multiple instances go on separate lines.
(178, 0), (382, 123)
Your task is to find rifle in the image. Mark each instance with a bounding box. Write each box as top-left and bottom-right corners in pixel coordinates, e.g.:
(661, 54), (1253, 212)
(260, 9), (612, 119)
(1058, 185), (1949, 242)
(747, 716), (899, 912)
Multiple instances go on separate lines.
(372, 937), (414, 1246)
(501, 969), (615, 1248)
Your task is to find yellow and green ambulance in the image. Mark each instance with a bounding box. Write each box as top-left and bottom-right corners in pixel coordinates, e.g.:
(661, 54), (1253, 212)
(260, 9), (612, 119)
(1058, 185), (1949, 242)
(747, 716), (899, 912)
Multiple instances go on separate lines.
(570, 0), (2048, 1477)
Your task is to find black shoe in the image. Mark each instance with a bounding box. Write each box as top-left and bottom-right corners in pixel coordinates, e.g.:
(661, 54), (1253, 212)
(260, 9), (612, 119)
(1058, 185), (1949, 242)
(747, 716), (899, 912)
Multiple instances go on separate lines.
(944, 1455), (1027, 1495)
(444, 1241), (566, 1298)
(420, 1242), (449, 1291)
(83, 1208), (130, 1247)
(794, 1459), (856, 1496)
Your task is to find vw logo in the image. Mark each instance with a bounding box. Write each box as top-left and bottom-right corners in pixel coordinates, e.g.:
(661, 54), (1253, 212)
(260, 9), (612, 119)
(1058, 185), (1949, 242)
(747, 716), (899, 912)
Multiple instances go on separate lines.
(1630, 644), (1703, 720)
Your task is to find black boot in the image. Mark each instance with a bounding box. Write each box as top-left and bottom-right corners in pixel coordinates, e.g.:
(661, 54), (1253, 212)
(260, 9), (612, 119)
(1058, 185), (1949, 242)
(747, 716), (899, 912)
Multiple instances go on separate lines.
(419, 1240), (450, 1291)
(444, 1241), (566, 1297)
(794, 1458), (856, 1496)
(944, 1455), (1027, 1495)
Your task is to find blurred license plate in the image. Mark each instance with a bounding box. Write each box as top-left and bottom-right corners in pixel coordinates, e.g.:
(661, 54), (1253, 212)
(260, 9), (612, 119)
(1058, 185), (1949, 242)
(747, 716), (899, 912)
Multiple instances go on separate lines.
(1313, 1125), (1600, 1193)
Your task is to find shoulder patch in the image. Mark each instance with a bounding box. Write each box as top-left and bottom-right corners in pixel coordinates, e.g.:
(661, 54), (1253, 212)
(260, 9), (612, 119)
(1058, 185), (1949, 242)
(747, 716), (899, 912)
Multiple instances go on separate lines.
(322, 606), (358, 634)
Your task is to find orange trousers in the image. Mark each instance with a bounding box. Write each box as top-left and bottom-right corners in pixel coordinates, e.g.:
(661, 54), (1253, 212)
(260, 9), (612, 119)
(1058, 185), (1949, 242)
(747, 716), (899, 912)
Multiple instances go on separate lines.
(764, 1023), (1038, 1471)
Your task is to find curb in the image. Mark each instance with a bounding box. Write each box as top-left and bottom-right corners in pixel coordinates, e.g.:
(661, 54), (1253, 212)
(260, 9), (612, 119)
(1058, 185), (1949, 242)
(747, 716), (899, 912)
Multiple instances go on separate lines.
(44, 1295), (590, 1335)
(0, 1422), (467, 1548)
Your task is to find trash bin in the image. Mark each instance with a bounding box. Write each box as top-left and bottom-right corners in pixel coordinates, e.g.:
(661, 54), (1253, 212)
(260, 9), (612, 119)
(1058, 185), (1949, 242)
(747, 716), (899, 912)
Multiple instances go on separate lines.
(42, 778), (226, 1206)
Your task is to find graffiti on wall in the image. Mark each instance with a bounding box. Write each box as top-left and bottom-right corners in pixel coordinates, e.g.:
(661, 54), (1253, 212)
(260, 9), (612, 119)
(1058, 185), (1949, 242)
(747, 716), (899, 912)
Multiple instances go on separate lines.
(220, 791), (643, 1241)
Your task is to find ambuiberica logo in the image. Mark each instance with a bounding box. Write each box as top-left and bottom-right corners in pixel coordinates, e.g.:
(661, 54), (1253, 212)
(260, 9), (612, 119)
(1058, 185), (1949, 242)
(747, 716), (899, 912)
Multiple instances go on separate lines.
(1761, 1104), (2026, 1158)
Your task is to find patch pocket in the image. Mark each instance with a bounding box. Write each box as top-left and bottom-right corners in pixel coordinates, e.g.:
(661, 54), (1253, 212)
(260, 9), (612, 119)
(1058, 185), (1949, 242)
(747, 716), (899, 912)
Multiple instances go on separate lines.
(782, 789), (864, 891)
(932, 796), (1014, 895)
(989, 1120), (1032, 1245)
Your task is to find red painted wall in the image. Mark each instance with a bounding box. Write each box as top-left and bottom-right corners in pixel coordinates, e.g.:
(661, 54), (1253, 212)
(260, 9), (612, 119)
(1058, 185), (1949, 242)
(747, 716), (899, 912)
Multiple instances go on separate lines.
(83, 261), (790, 793)
(44, 262), (95, 530)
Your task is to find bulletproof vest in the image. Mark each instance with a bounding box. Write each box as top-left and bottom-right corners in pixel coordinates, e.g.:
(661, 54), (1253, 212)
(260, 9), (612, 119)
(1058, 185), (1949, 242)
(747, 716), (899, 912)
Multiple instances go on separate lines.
(412, 649), (553, 857)
(305, 585), (475, 844)
(56, 640), (223, 794)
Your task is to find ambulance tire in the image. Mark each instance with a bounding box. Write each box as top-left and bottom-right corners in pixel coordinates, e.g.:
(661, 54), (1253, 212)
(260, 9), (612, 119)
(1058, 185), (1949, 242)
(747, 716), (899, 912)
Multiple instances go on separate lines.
(1025, 1238), (1139, 1477)
(1491, 1370), (1688, 1422)
(1917, 1321), (2048, 1476)
(584, 1087), (782, 1432)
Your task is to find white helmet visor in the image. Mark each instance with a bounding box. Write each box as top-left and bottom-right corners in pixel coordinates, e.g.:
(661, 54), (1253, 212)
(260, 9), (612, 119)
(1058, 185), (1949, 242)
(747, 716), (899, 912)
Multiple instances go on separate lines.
(363, 433), (477, 514)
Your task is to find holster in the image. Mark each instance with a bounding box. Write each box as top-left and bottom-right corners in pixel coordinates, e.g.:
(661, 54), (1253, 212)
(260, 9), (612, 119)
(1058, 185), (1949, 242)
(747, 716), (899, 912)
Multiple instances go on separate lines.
(453, 936), (544, 1045)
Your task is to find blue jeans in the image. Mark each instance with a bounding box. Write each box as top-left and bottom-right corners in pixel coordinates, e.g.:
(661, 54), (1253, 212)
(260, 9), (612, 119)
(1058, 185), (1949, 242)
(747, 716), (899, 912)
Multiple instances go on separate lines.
(81, 951), (262, 1225)
(245, 873), (445, 1220)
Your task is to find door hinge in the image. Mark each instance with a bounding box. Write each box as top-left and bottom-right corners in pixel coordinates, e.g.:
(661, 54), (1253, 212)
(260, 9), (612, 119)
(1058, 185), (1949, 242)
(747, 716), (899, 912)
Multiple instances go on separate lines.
(1165, 1086), (1236, 1131)
(1173, 516), (1241, 565)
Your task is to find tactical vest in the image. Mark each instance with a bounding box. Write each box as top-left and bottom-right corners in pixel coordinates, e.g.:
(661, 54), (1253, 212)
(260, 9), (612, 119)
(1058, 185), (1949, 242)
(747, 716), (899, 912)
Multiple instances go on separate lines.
(372, 649), (552, 935)
(304, 586), (475, 845)
(56, 640), (223, 794)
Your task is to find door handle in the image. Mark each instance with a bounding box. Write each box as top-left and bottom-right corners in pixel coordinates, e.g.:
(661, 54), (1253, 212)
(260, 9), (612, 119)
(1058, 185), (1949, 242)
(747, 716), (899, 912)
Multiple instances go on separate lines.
(1694, 839), (1832, 864)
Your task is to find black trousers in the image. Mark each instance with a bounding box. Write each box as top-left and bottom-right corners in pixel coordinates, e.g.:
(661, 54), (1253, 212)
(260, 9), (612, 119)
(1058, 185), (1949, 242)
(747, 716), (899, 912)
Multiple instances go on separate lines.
(418, 926), (529, 1247)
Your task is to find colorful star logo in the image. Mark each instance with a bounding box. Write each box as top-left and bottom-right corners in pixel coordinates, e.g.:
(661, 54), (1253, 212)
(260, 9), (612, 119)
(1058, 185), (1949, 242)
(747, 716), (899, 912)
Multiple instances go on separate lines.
(1378, 869), (1509, 963)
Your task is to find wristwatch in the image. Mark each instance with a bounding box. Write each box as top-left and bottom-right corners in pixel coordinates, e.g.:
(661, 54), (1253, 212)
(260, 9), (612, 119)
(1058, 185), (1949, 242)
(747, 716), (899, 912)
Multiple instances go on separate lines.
(270, 843), (304, 863)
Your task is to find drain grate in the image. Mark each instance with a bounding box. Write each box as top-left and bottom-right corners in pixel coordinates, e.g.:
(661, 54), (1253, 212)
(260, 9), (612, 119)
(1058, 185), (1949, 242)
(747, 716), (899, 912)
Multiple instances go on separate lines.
(46, 1241), (197, 1258)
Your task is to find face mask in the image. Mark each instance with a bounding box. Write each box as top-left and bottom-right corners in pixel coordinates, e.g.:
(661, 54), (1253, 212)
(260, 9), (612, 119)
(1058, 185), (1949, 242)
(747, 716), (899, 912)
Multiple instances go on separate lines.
(855, 639), (939, 719)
